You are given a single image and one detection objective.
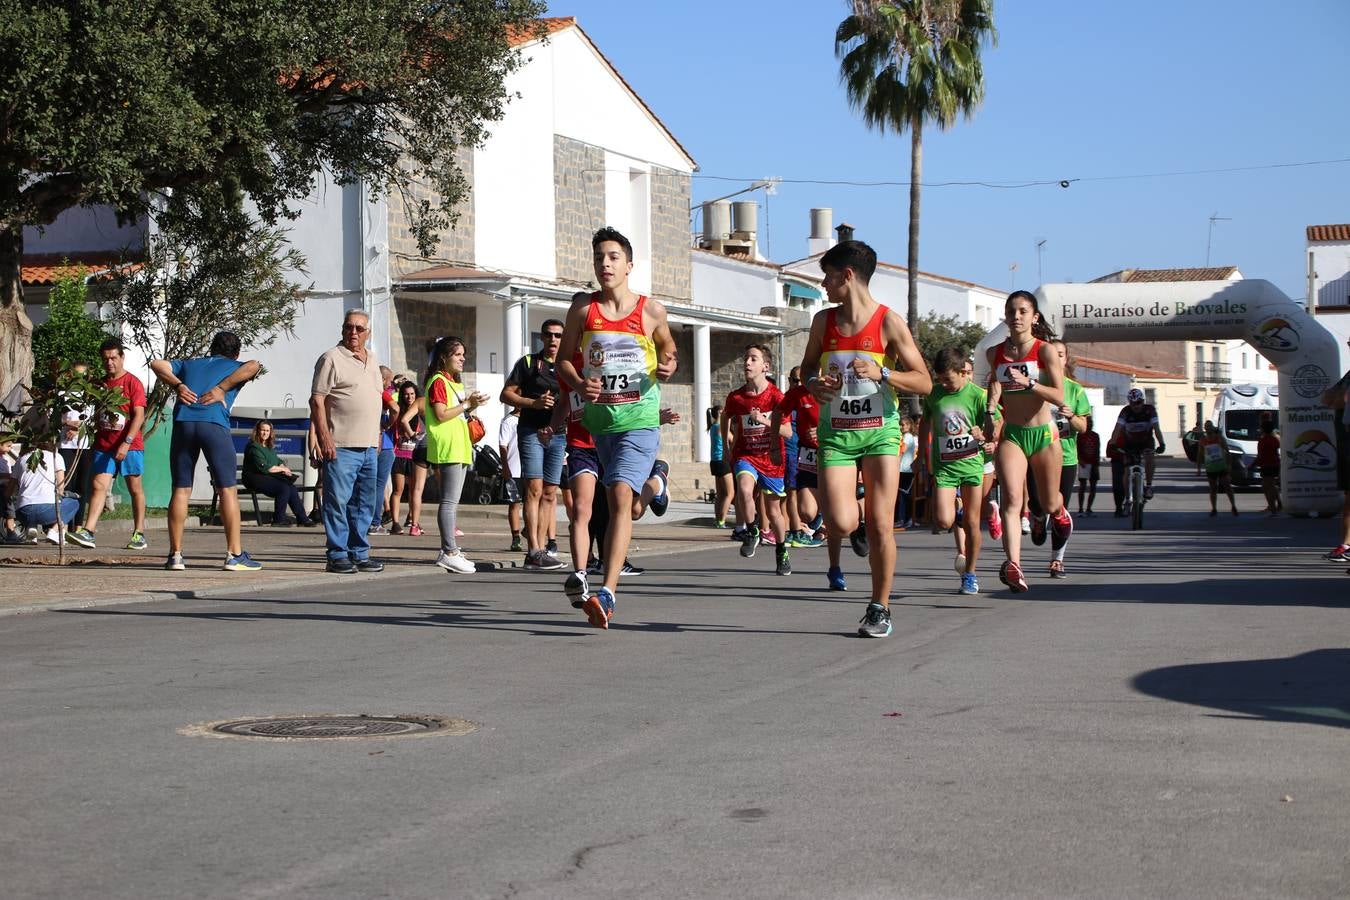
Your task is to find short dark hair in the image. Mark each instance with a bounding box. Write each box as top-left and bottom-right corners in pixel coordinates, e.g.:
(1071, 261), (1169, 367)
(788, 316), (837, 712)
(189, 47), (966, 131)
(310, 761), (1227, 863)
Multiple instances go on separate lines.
(208, 331), (241, 359)
(745, 343), (773, 368)
(99, 337), (125, 356)
(541, 318), (565, 334)
(820, 240), (877, 284)
(932, 347), (967, 374)
(592, 226), (634, 262)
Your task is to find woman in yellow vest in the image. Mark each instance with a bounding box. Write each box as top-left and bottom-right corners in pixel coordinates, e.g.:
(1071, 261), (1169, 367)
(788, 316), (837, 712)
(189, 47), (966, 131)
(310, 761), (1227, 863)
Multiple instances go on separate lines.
(425, 336), (490, 574)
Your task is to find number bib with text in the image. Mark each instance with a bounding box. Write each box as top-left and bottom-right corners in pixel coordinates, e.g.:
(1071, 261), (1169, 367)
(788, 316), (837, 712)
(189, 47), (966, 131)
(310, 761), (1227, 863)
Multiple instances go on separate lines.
(797, 445), (818, 473)
(996, 360), (1040, 394)
(583, 334), (649, 405)
(825, 353), (885, 430)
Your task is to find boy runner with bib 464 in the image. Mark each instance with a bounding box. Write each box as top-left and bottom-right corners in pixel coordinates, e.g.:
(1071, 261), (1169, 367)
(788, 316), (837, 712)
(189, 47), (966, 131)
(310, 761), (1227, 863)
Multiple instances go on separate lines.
(556, 227), (677, 630)
(798, 241), (931, 638)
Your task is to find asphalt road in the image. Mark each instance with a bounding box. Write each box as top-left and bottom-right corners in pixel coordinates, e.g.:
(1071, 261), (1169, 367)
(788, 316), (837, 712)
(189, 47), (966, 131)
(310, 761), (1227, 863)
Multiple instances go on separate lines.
(4, 463), (1348, 899)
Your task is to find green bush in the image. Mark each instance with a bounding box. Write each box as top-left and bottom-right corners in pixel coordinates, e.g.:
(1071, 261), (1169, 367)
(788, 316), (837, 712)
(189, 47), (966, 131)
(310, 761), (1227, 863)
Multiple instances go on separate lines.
(31, 268), (112, 381)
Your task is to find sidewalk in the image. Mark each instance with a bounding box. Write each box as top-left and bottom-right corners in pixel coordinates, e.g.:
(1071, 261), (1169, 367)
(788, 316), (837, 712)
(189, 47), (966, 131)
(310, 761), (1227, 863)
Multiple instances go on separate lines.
(0, 500), (724, 616)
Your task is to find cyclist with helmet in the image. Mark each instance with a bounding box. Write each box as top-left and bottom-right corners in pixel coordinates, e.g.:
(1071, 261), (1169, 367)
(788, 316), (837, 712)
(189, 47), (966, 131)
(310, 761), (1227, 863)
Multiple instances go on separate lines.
(1111, 388), (1165, 500)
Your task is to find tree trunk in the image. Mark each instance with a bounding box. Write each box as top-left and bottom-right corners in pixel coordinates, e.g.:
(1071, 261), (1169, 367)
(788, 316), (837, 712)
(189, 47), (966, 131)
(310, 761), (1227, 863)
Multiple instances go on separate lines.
(907, 116), (922, 334)
(0, 223), (34, 404)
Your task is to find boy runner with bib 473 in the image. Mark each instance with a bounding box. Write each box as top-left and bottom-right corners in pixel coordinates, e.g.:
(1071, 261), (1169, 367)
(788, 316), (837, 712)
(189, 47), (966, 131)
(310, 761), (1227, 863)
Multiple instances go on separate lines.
(798, 241), (931, 638)
(556, 227), (677, 630)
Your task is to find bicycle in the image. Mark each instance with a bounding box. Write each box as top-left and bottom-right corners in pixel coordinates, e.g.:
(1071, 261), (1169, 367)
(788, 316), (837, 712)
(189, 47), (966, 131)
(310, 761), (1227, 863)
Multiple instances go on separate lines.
(1122, 448), (1149, 530)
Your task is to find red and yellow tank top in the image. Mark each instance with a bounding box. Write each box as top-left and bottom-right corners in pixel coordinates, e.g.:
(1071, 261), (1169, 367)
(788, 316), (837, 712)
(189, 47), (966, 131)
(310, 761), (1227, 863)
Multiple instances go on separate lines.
(579, 294), (659, 435)
(992, 338), (1044, 395)
(818, 305), (898, 434)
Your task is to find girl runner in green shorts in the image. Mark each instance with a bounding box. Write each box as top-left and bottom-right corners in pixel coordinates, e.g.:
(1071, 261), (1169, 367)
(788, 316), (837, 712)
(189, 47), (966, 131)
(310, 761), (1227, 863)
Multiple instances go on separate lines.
(985, 290), (1073, 593)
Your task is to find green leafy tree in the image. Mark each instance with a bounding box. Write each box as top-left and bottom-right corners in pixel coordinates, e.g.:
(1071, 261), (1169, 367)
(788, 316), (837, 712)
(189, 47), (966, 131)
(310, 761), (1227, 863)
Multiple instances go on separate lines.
(0, 363), (126, 562)
(836, 0), (997, 332)
(0, 0), (547, 400)
(31, 267), (111, 381)
(912, 310), (988, 367)
(109, 194), (309, 432)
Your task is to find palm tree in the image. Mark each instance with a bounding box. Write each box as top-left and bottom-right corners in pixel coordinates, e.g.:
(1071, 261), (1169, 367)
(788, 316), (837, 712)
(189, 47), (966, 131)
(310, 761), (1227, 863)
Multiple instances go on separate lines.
(835, 0), (996, 332)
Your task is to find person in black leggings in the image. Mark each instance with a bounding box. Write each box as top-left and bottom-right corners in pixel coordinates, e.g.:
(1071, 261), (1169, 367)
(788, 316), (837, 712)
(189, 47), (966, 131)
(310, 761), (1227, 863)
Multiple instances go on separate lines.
(242, 421), (316, 526)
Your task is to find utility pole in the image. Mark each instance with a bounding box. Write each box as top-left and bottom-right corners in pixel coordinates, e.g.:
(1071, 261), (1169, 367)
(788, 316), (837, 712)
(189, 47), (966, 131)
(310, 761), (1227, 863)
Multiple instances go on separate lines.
(1035, 238), (1047, 285)
(1205, 213), (1231, 267)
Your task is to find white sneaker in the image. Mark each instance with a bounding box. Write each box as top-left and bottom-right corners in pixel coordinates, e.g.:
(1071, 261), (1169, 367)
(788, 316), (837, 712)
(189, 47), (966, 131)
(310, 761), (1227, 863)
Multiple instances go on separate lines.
(43, 527), (61, 545)
(436, 550), (475, 574)
(1020, 516), (1031, 535)
(954, 553), (966, 575)
(25, 527), (39, 544)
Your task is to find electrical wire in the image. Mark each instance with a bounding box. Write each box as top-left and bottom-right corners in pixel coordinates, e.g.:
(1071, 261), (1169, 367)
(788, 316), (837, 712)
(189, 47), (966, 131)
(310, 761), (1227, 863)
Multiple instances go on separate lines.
(682, 156), (1350, 190)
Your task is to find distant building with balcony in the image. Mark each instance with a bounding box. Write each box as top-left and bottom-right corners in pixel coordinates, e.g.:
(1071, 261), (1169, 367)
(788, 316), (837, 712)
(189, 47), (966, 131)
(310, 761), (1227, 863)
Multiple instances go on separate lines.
(1069, 266), (1254, 442)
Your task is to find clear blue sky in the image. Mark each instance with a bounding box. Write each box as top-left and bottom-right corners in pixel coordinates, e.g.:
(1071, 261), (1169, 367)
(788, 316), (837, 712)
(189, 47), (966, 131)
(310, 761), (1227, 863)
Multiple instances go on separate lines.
(554, 0), (1349, 301)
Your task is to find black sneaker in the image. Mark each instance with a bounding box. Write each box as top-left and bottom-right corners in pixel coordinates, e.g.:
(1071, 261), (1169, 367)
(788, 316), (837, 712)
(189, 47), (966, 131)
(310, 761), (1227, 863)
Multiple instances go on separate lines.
(327, 558), (358, 574)
(739, 525), (760, 559)
(1030, 515), (1048, 546)
(775, 547), (791, 576)
(857, 603), (892, 638)
(1, 527), (25, 545)
(546, 538), (558, 556)
(356, 558), (385, 573)
(619, 559), (644, 576)
(586, 556), (604, 575)
(849, 525), (869, 558)
(649, 459), (670, 517)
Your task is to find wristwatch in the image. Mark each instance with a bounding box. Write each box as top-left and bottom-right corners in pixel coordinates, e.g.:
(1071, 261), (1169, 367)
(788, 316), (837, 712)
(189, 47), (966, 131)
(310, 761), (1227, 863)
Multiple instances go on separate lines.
(878, 366), (891, 384)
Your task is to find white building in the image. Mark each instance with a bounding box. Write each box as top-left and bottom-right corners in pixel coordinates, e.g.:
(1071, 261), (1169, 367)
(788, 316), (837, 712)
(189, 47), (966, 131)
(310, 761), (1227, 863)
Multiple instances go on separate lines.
(1307, 223), (1350, 374)
(779, 214), (1004, 330)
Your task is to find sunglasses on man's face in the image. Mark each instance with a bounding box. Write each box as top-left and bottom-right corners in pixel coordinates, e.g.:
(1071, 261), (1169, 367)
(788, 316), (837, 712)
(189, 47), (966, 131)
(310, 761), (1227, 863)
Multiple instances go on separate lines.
(342, 324), (367, 333)
(543, 332), (563, 340)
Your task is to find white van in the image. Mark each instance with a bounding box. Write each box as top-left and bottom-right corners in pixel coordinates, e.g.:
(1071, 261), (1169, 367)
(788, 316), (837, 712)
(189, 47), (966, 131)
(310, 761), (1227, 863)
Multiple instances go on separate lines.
(1211, 384), (1279, 486)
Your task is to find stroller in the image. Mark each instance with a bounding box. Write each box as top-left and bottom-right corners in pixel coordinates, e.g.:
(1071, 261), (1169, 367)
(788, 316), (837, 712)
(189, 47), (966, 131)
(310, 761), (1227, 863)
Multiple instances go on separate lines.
(462, 444), (504, 505)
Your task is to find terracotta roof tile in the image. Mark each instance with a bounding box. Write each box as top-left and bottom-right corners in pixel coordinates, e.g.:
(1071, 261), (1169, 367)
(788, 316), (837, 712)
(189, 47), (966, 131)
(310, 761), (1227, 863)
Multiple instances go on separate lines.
(398, 265), (503, 282)
(1074, 353), (1187, 381)
(507, 16), (575, 47)
(1093, 267), (1240, 283)
(1307, 224), (1350, 242)
(21, 252), (140, 286)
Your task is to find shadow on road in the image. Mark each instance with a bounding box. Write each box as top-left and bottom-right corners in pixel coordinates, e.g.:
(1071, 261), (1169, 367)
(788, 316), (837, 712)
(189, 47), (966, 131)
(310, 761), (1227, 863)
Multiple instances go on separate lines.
(1132, 648), (1350, 730)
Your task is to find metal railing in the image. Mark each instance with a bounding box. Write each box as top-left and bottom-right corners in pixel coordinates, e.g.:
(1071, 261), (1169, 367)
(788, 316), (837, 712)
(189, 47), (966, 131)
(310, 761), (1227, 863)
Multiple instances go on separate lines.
(1193, 360), (1231, 385)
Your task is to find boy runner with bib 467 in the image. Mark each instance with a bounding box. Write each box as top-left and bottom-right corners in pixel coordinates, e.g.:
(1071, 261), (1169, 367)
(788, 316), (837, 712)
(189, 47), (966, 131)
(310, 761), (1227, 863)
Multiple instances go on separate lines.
(798, 241), (931, 638)
(556, 227), (677, 630)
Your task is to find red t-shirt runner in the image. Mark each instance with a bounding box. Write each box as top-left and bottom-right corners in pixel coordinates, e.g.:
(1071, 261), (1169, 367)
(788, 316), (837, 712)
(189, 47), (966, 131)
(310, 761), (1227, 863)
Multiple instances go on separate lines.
(559, 352), (594, 450)
(94, 371), (147, 452)
(725, 382), (784, 477)
(778, 384), (821, 474)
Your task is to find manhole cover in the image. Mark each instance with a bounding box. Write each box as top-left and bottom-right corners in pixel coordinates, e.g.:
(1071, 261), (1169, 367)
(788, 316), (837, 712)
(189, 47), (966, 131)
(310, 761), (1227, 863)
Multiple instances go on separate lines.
(180, 714), (477, 741)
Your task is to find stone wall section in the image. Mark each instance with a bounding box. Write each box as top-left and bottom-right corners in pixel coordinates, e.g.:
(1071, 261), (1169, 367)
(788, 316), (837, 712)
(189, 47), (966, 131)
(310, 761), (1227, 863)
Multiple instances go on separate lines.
(650, 165), (691, 302)
(387, 295), (478, 387)
(389, 144), (476, 280)
(554, 136), (606, 284)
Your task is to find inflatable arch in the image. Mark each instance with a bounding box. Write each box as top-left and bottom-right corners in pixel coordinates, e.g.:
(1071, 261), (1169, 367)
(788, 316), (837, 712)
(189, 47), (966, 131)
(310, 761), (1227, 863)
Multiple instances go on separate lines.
(973, 279), (1343, 516)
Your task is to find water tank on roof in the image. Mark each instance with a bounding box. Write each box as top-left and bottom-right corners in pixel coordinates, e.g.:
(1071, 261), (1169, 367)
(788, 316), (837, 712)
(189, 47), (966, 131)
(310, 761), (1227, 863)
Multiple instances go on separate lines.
(810, 208), (833, 240)
(702, 201), (732, 243)
(732, 201), (758, 236)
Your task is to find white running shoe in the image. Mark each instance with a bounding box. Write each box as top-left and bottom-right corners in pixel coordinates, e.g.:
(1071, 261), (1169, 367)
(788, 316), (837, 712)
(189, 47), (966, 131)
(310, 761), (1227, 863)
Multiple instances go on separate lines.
(954, 553), (967, 575)
(436, 550), (475, 574)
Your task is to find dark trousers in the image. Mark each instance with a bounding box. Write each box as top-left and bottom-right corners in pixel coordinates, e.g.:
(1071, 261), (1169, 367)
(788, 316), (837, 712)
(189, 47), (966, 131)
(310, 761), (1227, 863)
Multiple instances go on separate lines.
(1110, 457), (1126, 511)
(243, 471), (309, 522)
(58, 447), (94, 527)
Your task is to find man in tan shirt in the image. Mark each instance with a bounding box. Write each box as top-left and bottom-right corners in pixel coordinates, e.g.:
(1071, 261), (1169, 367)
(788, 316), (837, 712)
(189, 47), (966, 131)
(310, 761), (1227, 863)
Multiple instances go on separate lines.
(311, 309), (386, 574)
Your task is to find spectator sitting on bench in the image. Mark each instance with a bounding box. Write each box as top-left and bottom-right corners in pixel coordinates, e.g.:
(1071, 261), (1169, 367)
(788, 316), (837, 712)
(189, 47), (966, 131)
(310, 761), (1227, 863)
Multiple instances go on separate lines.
(244, 421), (317, 527)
